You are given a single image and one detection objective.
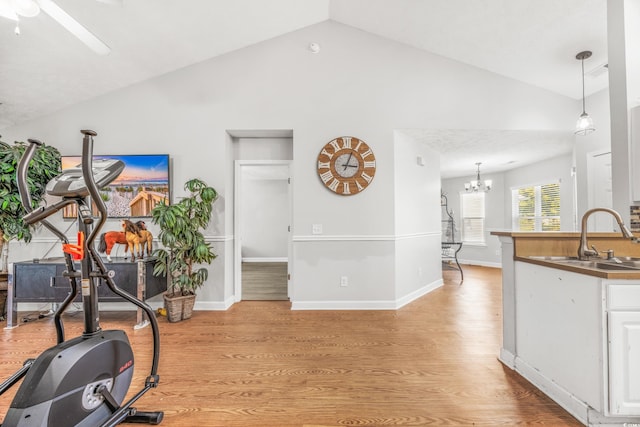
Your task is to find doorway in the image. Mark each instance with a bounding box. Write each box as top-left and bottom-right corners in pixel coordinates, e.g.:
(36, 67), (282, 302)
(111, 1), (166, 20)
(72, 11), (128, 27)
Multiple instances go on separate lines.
(587, 150), (613, 231)
(234, 161), (292, 301)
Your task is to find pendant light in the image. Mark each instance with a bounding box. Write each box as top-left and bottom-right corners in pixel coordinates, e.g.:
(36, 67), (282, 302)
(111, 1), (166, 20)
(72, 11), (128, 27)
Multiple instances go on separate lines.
(574, 50), (595, 136)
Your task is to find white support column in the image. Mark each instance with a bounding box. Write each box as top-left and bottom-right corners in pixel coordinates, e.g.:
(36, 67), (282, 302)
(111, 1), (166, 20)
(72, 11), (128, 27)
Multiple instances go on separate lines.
(607, 0), (640, 219)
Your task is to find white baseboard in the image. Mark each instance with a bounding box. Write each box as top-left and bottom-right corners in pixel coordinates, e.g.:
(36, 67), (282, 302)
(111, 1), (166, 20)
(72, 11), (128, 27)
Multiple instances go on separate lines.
(514, 356), (589, 425)
(242, 257), (288, 263)
(459, 259), (502, 269)
(498, 348), (516, 369)
(291, 300), (397, 310)
(291, 278), (442, 311)
(194, 297), (235, 311)
(395, 278), (443, 309)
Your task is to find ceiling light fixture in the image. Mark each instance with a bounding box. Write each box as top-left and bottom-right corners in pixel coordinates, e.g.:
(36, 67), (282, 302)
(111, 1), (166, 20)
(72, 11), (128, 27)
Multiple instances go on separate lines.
(0, 0), (111, 55)
(575, 50), (595, 136)
(464, 162), (492, 192)
(13, 0), (40, 17)
(0, 0), (39, 20)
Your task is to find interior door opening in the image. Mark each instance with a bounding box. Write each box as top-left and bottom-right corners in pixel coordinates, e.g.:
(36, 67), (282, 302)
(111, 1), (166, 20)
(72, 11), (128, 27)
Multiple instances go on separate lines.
(237, 162), (290, 301)
(228, 129), (293, 304)
(233, 160), (292, 302)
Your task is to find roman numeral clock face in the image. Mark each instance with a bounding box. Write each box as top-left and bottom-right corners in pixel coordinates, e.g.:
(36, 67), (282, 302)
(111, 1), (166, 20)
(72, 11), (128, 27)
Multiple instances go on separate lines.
(317, 136), (376, 196)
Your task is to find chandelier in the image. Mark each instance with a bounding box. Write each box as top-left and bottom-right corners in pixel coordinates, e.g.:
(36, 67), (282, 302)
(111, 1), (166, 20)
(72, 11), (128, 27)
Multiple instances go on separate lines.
(464, 162), (492, 192)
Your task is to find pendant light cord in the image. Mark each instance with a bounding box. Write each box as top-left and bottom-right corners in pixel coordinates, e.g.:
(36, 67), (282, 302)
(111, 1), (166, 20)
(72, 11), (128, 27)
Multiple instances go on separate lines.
(581, 57), (586, 114)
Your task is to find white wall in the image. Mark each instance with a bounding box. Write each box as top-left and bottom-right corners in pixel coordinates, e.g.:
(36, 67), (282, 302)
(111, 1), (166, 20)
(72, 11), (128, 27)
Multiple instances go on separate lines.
(3, 21), (579, 308)
(393, 132), (443, 303)
(240, 171), (289, 260)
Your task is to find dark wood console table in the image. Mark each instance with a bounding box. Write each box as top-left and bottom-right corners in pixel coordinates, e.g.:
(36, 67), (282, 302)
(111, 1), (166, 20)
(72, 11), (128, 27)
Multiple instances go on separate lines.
(4, 257), (166, 329)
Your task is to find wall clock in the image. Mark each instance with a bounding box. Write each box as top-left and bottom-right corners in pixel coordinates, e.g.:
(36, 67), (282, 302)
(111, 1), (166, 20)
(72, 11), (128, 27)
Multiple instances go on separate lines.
(317, 136), (376, 196)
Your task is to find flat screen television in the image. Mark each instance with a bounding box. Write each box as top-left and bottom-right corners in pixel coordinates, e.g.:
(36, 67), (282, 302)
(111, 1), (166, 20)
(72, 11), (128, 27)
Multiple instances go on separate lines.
(60, 154), (170, 219)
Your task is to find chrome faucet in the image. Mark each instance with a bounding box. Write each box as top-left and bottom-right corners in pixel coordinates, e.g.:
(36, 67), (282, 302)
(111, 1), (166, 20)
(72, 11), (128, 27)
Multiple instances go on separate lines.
(578, 208), (635, 260)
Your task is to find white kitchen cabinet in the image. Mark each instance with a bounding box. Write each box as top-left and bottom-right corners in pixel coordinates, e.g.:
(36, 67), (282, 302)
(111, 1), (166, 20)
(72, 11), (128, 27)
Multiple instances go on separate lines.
(511, 262), (640, 425)
(608, 284), (640, 416)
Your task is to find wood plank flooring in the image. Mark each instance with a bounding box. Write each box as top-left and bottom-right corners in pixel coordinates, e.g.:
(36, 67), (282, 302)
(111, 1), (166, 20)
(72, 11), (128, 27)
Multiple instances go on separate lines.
(242, 262), (288, 301)
(0, 266), (581, 426)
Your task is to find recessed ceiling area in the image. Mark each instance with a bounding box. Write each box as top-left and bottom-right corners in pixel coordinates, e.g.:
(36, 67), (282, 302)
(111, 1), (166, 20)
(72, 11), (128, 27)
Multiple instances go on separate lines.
(399, 129), (575, 179)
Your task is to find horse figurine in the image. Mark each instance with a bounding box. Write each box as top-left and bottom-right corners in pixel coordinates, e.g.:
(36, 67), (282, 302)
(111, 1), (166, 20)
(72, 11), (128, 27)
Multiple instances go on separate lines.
(135, 220), (153, 258)
(97, 220), (143, 262)
(98, 230), (127, 262)
(122, 219), (143, 262)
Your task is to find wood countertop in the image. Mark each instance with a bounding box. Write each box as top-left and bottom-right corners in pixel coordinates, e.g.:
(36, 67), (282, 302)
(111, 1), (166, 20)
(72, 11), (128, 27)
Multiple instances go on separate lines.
(491, 230), (640, 260)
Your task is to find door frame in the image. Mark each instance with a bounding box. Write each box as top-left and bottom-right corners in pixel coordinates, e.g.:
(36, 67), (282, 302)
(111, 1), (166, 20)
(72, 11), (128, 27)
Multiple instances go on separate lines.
(233, 160), (292, 302)
(586, 149), (613, 232)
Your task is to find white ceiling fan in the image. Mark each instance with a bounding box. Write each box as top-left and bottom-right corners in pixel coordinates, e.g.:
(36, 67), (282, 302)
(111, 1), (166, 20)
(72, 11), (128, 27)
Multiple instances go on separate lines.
(0, 0), (117, 55)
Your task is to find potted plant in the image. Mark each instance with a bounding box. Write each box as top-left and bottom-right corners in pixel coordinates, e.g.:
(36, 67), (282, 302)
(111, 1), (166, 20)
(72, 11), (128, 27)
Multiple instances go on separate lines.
(0, 138), (61, 273)
(151, 178), (218, 322)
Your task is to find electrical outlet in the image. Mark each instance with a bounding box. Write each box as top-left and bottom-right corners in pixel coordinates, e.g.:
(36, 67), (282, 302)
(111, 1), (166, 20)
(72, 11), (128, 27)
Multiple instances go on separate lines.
(312, 224), (323, 235)
(340, 276), (348, 287)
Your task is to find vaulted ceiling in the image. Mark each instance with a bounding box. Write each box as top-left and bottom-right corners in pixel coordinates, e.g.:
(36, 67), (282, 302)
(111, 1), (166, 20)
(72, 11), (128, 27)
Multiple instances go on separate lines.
(0, 0), (609, 176)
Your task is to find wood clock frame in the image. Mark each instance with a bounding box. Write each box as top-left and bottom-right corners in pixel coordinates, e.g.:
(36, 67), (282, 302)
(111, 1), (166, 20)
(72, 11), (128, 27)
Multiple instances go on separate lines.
(317, 136), (376, 196)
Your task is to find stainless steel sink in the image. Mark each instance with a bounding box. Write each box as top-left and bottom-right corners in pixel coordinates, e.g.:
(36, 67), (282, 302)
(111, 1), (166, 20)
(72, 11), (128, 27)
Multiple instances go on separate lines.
(528, 256), (578, 261)
(559, 259), (640, 270)
(592, 262), (640, 271)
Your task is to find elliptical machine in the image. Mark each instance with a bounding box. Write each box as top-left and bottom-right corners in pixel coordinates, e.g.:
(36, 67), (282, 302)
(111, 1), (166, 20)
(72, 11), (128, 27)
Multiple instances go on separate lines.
(0, 130), (163, 426)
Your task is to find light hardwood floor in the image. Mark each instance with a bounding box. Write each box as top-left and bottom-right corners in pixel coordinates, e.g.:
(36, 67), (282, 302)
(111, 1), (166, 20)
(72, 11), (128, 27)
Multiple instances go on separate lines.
(0, 266), (581, 426)
(242, 262), (288, 301)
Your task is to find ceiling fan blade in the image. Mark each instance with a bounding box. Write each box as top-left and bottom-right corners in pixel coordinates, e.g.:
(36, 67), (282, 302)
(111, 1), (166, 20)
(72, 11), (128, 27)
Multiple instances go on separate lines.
(36, 0), (110, 55)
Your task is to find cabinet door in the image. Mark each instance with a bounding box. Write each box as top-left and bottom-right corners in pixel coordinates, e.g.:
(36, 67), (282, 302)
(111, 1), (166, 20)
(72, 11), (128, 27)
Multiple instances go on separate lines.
(609, 311), (640, 415)
(14, 264), (57, 301)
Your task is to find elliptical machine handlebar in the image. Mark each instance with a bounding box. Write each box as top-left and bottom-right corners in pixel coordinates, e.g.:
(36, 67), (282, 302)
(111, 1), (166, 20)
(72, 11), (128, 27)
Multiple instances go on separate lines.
(80, 130), (106, 249)
(16, 139), (71, 244)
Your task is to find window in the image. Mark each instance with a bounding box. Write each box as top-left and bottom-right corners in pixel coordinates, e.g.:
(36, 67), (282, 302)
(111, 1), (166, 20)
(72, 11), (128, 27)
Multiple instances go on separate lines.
(461, 192), (485, 244)
(512, 183), (560, 231)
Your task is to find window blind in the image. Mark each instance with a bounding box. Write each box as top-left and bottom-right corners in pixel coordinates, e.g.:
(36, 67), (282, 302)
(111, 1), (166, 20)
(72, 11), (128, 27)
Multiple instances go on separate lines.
(461, 192), (485, 244)
(512, 183), (560, 231)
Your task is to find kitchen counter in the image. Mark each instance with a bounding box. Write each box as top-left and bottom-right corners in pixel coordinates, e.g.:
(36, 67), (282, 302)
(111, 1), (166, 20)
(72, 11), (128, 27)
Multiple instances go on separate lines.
(492, 231), (640, 426)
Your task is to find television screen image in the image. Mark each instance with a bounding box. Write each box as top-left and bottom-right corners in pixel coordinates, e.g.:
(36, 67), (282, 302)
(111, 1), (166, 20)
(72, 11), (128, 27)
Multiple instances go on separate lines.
(61, 154), (170, 219)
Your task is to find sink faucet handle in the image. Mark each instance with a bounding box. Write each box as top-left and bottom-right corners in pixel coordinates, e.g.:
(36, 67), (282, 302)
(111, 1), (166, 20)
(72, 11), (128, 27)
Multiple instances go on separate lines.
(591, 245), (600, 256)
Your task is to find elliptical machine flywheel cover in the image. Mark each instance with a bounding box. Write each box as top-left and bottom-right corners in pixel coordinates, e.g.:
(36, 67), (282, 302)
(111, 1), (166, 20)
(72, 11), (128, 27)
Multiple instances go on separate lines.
(3, 330), (134, 427)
